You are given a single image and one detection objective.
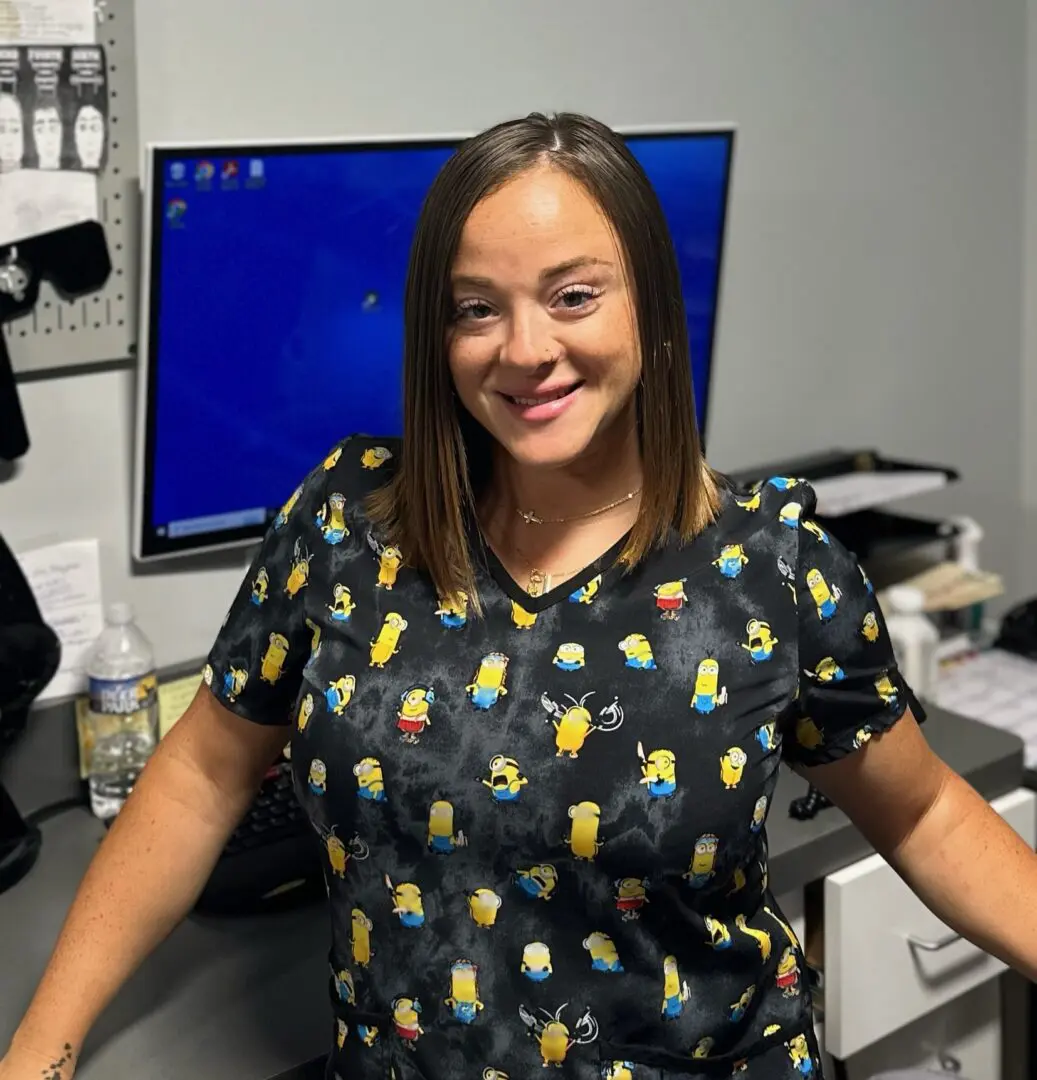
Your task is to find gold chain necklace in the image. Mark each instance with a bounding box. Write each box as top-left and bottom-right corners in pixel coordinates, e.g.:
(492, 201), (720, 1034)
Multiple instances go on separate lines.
(516, 487), (642, 526)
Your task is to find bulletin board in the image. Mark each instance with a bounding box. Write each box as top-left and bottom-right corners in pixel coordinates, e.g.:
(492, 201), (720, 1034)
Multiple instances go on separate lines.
(4, 0), (138, 379)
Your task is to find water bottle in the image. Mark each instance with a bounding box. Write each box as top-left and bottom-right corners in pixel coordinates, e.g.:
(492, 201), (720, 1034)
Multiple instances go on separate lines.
(882, 584), (940, 702)
(84, 602), (159, 820)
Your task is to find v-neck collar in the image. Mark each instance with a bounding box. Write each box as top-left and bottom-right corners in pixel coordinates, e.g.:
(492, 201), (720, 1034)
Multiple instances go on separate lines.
(478, 529), (633, 615)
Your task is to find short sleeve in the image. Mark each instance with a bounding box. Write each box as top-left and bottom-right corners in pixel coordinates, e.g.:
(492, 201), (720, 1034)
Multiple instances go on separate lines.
(785, 483), (926, 767)
(203, 442), (343, 726)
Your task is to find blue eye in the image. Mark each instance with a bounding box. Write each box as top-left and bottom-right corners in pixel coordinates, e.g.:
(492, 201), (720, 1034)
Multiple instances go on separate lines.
(555, 285), (602, 310)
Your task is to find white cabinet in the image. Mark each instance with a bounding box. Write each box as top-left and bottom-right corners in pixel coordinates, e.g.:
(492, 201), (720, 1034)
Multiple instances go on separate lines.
(820, 787), (1036, 1065)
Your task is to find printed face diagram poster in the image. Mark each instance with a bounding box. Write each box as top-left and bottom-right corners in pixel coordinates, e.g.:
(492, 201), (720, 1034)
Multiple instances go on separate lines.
(0, 1), (105, 246)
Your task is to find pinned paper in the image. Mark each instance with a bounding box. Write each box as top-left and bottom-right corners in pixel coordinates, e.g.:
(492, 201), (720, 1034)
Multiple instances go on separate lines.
(157, 672), (202, 737)
(17, 536), (104, 703)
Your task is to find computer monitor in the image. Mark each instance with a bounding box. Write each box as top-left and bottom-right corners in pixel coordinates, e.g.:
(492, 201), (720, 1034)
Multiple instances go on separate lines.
(133, 126), (735, 562)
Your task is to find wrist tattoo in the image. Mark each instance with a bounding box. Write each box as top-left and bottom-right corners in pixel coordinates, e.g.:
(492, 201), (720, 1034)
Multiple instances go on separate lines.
(40, 1043), (76, 1079)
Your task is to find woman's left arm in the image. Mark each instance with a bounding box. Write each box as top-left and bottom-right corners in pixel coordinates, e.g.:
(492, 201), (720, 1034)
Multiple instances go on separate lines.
(798, 709), (1037, 981)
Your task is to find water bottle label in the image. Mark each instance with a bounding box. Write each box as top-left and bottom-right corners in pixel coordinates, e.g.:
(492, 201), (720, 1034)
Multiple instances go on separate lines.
(88, 673), (158, 716)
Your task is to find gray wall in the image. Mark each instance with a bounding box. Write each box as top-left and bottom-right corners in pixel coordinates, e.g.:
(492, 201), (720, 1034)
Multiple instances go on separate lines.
(0, 0), (1030, 666)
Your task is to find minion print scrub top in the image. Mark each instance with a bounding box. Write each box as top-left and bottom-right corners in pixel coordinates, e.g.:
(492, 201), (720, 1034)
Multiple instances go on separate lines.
(206, 436), (923, 1080)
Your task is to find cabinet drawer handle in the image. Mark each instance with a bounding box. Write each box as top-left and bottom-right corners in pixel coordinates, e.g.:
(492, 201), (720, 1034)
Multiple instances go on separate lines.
(906, 929), (962, 952)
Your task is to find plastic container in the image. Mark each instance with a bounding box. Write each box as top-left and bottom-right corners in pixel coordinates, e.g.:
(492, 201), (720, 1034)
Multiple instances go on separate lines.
(882, 585), (940, 701)
(83, 602), (159, 821)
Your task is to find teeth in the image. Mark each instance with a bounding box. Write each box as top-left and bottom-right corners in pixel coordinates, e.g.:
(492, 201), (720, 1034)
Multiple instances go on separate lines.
(510, 387), (573, 406)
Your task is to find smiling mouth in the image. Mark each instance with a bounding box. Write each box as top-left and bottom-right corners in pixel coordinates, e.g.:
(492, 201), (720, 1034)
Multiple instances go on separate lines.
(500, 382), (583, 407)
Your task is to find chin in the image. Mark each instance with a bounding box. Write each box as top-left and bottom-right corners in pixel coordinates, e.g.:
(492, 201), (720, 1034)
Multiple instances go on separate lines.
(494, 424), (603, 471)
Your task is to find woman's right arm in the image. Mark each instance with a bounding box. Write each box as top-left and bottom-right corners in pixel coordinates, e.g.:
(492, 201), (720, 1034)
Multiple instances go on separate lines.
(0, 686), (291, 1079)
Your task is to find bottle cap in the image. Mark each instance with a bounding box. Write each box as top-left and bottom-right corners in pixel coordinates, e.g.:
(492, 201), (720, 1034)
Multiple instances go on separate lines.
(884, 585), (925, 615)
(107, 601), (134, 625)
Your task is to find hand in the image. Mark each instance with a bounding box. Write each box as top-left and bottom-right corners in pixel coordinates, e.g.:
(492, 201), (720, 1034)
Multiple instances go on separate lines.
(0, 1042), (77, 1080)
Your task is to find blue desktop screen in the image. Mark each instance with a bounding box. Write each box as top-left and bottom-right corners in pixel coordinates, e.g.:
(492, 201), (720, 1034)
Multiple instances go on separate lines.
(143, 131), (732, 555)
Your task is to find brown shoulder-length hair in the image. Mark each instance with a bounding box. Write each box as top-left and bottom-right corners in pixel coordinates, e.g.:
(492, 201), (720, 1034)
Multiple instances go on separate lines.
(368, 111), (721, 607)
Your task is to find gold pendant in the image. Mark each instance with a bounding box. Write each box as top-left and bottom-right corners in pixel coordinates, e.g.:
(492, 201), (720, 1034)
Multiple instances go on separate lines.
(519, 509), (543, 525)
(528, 568), (547, 597)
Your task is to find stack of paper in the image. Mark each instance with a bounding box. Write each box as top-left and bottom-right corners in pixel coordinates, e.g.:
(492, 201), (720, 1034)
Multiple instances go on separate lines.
(811, 470), (949, 517)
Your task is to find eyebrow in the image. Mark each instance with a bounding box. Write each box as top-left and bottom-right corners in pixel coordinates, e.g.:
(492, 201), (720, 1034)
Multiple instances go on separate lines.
(451, 255), (615, 290)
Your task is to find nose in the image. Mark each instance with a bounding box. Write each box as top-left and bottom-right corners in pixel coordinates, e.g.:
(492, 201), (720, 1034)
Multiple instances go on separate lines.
(500, 303), (558, 371)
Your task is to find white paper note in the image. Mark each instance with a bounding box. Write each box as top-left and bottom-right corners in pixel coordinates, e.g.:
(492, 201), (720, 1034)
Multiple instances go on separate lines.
(0, 0), (97, 45)
(810, 470), (949, 518)
(16, 537), (104, 703)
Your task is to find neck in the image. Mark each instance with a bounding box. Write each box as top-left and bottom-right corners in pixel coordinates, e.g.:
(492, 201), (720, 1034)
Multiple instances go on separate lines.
(488, 424), (643, 528)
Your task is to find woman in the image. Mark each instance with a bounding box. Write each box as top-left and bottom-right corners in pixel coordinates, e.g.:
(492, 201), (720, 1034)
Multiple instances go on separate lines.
(4, 112), (1037, 1080)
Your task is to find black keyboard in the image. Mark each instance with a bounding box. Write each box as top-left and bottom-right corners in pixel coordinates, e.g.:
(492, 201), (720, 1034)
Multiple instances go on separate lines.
(194, 760), (325, 916)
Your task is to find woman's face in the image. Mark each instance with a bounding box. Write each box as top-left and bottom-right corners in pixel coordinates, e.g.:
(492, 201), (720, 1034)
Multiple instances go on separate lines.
(447, 165), (640, 471)
(74, 105), (104, 168)
(33, 106), (62, 169)
(0, 95), (23, 167)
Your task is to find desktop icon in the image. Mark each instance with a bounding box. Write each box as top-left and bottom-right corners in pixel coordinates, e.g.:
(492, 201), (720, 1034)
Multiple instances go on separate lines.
(248, 158), (264, 180)
(169, 161), (186, 182)
(221, 159), (239, 181)
(166, 198), (187, 225)
(195, 160), (215, 182)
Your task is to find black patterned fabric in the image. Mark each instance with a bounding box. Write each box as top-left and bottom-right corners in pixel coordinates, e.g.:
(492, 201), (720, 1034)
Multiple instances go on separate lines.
(205, 435), (923, 1080)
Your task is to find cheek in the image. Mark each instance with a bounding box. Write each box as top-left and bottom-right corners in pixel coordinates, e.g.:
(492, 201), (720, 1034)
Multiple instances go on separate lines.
(447, 336), (494, 404)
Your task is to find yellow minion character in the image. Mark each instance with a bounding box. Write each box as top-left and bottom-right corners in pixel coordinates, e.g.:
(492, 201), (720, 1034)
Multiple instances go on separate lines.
(775, 947), (801, 997)
(875, 672), (899, 707)
(427, 799), (466, 854)
(335, 1018), (347, 1050)
(637, 742), (677, 798)
(284, 539), (312, 597)
(221, 665), (247, 702)
(795, 716), (824, 750)
(370, 612), (408, 668)
(727, 866), (747, 895)
(619, 632), (656, 670)
(273, 483), (303, 530)
(351, 907), (373, 967)
(861, 611), (880, 642)
(467, 652), (509, 710)
(614, 876), (649, 920)
(521, 941), (553, 982)
(805, 567), (841, 621)
(467, 888), (502, 928)
(778, 502), (803, 530)
(319, 827), (369, 879)
(392, 996), (424, 1048)
(519, 1003), (598, 1067)
(751, 794), (768, 833)
(385, 875), (424, 928)
(808, 657), (845, 683)
(603, 1064), (634, 1080)
(764, 904), (802, 950)
(713, 543), (749, 580)
(661, 954), (690, 1019)
(691, 658), (728, 714)
(376, 545), (403, 590)
(353, 757), (385, 802)
(396, 684), (434, 743)
(328, 583), (355, 622)
(568, 574), (602, 605)
(361, 444), (394, 470)
(296, 693), (314, 733)
(202, 663), (214, 687)
(541, 691), (624, 758)
(735, 490), (761, 511)
(315, 492), (349, 545)
(250, 566), (269, 606)
(445, 959), (483, 1024)
(307, 758), (327, 795)
(729, 985), (755, 1022)
(764, 1024), (782, 1037)
(735, 914), (772, 961)
(684, 833), (719, 889)
(435, 591), (468, 629)
(742, 619), (778, 664)
(553, 642), (586, 671)
(693, 1036), (715, 1058)
(322, 445), (342, 471)
(704, 915), (732, 950)
(802, 519), (830, 545)
(481, 755), (527, 802)
(720, 746), (747, 789)
(514, 864), (558, 901)
(357, 1025), (379, 1047)
(582, 931), (623, 973)
(654, 579), (688, 620)
(511, 600), (537, 629)
(566, 801), (602, 861)
(853, 727), (873, 749)
(260, 632), (290, 684)
(787, 1033), (812, 1074)
(325, 675), (356, 715)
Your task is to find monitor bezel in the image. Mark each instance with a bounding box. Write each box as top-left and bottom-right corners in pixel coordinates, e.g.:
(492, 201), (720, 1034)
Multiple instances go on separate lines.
(132, 123), (736, 563)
